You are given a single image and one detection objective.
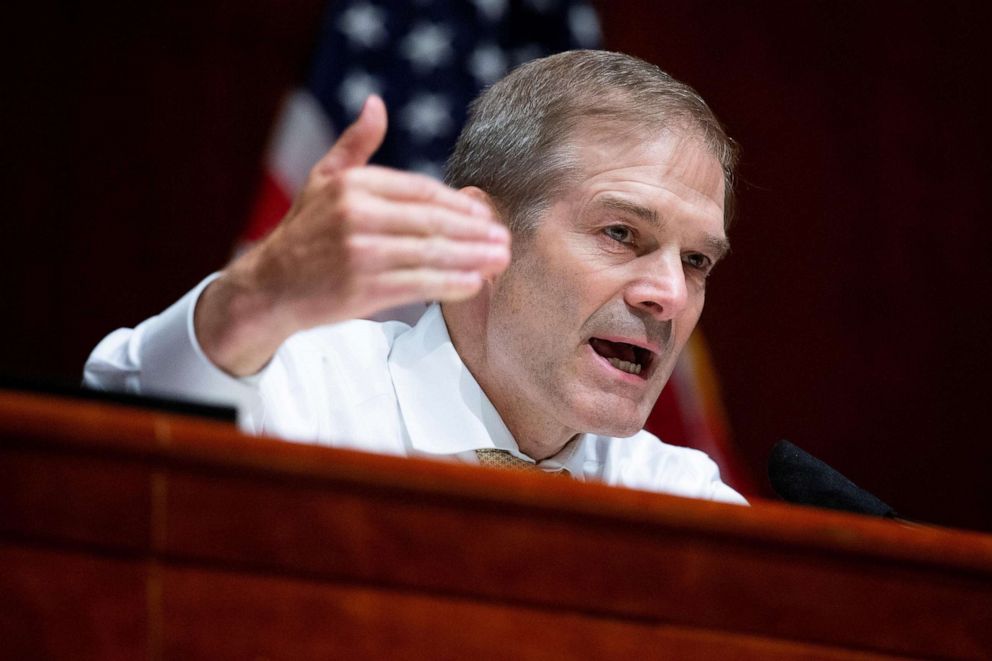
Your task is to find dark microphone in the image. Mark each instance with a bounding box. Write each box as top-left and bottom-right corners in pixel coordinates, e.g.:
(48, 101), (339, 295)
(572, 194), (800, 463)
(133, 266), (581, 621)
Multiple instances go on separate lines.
(768, 440), (898, 518)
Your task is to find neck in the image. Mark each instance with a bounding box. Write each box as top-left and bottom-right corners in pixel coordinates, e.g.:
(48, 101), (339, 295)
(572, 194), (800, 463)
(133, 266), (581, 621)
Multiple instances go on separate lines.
(442, 301), (574, 461)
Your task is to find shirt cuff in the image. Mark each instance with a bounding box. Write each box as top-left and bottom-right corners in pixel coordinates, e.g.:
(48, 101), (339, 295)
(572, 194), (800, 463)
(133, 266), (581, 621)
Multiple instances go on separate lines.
(138, 273), (262, 421)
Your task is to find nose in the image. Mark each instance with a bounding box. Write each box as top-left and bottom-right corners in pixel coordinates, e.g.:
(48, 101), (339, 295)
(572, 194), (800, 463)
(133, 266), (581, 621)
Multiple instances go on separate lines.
(623, 252), (689, 321)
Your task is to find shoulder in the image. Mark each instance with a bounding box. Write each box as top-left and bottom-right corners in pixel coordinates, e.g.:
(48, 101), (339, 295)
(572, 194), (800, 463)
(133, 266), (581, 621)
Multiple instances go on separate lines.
(261, 318), (412, 404)
(280, 319), (410, 362)
(251, 318), (414, 443)
(300, 317), (412, 343)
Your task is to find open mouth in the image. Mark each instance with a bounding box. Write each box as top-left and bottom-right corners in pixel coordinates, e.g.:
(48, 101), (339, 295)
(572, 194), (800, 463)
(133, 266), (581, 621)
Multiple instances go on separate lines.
(588, 337), (655, 377)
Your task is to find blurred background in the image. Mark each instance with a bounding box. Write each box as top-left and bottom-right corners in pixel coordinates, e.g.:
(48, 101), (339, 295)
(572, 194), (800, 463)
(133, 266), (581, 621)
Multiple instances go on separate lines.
(4, 1), (991, 531)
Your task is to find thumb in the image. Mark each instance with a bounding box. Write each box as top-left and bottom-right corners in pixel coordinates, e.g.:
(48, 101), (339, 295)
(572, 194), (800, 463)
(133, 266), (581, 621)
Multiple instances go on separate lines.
(316, 95), (387, 175)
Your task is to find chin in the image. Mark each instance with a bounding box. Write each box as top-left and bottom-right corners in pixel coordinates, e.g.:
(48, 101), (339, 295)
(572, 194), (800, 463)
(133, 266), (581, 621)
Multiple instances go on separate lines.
(593, 418), (645, 439)
(567, 396), (649, 438)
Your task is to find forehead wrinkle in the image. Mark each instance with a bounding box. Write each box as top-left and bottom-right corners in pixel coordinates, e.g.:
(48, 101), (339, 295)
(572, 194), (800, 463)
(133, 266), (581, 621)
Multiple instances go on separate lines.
(596, 195), (660, 227)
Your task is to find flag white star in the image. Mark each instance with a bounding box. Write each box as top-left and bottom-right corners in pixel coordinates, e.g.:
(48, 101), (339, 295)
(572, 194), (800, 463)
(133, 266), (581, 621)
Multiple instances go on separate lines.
(338, 70), (382, 115)
(401, 94), (453, 142)
(471, 0), (508, 22)
(400, 22), (454, 72)
(468, 44), (508, 85)
(568, 5), (601, 48)
(337, 2), (387, 49)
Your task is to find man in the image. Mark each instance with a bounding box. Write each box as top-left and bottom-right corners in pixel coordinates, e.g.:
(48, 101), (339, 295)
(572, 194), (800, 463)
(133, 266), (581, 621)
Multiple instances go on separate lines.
(86, 50), (745, 504)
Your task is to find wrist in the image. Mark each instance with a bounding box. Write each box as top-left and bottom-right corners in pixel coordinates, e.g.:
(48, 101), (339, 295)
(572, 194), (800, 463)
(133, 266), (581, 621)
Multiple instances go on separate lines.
(195, 250), (297, 377)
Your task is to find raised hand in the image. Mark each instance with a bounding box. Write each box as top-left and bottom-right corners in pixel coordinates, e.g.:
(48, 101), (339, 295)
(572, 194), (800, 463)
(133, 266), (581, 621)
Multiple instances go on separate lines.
(195, 96), (510, 376)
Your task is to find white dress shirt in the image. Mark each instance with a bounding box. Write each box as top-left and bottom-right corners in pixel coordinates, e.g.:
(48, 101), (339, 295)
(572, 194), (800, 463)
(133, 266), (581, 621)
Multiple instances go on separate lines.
(85, 276), (746, 505)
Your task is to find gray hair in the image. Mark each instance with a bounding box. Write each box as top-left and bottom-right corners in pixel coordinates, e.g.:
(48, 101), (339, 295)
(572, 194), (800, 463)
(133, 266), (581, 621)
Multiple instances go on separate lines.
(444, 50), (739, 233)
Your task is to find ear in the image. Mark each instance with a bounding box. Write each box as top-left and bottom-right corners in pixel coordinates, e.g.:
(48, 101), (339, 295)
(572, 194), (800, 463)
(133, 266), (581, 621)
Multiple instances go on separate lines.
(458, 186), (498, 215)
(438, 193), (498, 342)
(458, 187), (510, 288)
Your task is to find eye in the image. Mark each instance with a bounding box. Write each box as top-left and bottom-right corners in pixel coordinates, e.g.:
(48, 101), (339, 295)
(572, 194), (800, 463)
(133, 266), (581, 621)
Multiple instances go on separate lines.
(603, 224), (634, 245)
(683, 252), (712, 272)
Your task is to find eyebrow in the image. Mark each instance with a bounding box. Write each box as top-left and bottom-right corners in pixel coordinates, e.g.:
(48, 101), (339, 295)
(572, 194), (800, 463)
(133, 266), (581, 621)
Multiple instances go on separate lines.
(705, 235), (732, 262)
(596, 195), (732, 260)
(598, 196), (658, 224)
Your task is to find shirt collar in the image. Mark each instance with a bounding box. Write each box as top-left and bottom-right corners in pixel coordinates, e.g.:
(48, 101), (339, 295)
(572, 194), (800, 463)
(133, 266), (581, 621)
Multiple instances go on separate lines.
(387, 304), (602, 480)
(387, 304), (516, 455)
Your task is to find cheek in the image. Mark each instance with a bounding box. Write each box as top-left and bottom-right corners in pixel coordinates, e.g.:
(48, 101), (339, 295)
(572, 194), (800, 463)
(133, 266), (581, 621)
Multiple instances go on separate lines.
(488, 259), (585, 386)
(502, 249), (581, 327)
(678, 300), (706, 340)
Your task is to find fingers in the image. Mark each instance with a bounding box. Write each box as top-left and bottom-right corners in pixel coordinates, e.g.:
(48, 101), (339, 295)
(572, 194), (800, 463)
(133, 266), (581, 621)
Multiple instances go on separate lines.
(348, 234), (510, 275)
(366, 269), (486, 307)
(341, 192), (508, 243)
(315, 95), (388, 175)
(273, 95), (513, 322)
(337, 166), (495, 220)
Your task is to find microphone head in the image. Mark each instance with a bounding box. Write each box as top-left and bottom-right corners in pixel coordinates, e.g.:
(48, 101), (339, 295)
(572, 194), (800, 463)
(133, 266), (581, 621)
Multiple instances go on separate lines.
(768, 440), (897, 518)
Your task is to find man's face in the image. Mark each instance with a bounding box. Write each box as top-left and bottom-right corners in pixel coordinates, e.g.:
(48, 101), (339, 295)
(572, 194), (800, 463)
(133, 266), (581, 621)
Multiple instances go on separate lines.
(483, 129), (728, 440)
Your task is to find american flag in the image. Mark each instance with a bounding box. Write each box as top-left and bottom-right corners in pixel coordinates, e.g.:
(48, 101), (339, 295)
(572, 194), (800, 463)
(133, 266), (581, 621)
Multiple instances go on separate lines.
(242, 0), (601, 246)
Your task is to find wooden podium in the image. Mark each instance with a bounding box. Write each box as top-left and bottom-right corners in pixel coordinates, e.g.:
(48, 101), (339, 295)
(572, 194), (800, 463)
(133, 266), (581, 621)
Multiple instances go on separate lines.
(2, 389), (990, 660)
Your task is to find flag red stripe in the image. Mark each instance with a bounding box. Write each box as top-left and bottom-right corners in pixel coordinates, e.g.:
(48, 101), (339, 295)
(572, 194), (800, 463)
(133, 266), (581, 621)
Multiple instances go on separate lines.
(242, 170), (293, 243)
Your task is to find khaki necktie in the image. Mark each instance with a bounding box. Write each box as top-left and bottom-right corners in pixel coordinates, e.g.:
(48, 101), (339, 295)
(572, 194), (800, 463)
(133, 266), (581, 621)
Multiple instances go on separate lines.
(475, 449), (569, 476)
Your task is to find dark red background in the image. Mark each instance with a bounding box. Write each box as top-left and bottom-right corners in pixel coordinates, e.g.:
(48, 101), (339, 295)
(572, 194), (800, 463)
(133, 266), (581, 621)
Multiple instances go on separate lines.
(5, 2), (991, 531)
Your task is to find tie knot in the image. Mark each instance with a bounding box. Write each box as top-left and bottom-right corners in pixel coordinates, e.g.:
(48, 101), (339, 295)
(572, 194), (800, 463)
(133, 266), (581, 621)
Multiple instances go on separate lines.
(475, 449), (569, 477)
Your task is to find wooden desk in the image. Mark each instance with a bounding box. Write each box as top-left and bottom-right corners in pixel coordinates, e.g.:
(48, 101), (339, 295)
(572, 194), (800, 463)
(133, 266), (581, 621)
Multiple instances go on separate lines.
(1, 389), (990, 659)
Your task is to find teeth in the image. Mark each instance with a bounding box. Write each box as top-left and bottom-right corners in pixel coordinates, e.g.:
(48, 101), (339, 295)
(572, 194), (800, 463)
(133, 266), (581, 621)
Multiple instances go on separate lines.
(607, 357), (642, 375)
